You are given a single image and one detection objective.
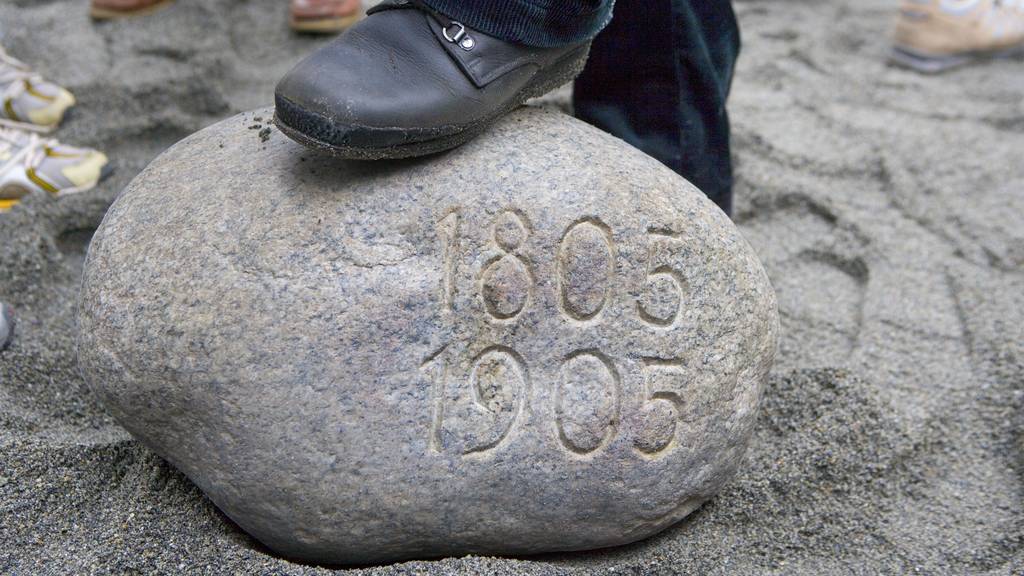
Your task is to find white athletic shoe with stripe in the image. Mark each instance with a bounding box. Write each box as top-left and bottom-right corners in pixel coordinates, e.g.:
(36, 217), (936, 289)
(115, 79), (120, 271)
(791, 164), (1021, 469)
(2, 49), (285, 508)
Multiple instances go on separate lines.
(0, 128), (110, 212)
(0, 46), (76, 133)
(893, 0), (1024, 72)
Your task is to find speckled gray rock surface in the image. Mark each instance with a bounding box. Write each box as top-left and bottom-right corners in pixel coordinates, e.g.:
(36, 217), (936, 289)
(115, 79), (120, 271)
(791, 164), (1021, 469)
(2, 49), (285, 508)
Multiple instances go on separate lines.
(77, 106), (778, 565)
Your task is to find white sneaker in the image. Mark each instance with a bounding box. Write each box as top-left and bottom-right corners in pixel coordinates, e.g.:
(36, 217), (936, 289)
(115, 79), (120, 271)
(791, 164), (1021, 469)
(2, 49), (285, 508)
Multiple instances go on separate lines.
(0, 45), (76, 133)
(0, 128), (110, 212)
(892, 0), (1024, 72)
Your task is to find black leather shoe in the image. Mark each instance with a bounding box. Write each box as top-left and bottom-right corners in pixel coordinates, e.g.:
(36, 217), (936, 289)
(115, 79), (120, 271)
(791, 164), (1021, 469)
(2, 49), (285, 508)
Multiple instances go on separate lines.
(274, 0), (591, 159)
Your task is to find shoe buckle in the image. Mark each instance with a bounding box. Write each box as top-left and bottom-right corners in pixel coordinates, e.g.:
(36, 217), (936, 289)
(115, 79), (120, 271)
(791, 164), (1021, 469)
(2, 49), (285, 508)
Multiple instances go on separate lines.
(443, 22), (475, 50)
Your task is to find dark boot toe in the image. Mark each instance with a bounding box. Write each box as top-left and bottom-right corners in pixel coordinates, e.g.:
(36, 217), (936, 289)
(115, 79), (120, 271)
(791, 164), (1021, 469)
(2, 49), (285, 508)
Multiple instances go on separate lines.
(274, 1), (591, 158)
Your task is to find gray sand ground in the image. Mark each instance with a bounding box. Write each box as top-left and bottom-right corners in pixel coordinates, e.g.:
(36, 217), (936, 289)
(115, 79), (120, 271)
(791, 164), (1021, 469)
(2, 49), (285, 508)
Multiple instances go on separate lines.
(1, 0), (1022, 573)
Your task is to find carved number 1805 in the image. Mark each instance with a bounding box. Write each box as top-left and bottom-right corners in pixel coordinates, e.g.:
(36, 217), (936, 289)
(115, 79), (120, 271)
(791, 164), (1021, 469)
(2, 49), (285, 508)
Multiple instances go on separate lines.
(437, 209), (687, 328)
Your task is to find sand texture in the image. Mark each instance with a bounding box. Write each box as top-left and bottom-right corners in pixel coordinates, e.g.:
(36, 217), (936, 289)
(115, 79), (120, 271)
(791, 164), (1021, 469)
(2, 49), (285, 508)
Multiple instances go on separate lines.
(1, 0), (1022, 574)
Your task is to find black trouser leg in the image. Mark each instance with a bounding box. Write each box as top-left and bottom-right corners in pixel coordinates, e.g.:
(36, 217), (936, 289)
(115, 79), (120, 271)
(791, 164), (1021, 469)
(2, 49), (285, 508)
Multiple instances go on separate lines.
(573, 0), (740, 216)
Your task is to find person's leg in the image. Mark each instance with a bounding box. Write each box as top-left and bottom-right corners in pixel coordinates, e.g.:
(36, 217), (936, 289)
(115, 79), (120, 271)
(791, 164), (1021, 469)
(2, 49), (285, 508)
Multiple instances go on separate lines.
(573, 0), (740, 215)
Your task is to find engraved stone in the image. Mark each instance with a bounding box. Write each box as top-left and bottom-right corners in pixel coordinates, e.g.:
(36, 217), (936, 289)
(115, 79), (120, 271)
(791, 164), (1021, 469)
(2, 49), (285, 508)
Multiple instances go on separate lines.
(557, 351), (620, 454)
(559, 219), (614, 322)
(77, 107), (780, 566)
(481, 210), (532, 320)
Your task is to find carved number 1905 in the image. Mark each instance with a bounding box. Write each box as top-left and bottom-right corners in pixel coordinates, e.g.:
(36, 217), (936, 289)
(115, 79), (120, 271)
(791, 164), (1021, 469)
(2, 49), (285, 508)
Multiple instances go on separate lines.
(423, 346), (689, 458)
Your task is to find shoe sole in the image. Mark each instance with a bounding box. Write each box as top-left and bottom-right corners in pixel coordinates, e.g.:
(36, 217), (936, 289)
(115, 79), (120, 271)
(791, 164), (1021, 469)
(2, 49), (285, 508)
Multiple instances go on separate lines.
(274, 43), (591, 160)
(890, 43), (1024, 73)
(290, 10), (363, 34)
(90, 0), (175, 20)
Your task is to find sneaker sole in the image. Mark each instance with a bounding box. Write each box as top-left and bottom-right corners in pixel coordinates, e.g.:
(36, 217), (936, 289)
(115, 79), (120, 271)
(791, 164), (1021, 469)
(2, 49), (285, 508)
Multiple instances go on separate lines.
(890, 43), (1024, 73)
(274, 43), (591, 160)
(90, 0), (175, 20)
(290, 11), (363, 34)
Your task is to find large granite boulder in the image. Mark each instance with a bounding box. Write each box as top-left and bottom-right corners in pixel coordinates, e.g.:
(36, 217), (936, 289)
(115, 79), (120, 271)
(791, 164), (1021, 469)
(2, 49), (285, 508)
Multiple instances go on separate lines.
(77, 107), (779, 565)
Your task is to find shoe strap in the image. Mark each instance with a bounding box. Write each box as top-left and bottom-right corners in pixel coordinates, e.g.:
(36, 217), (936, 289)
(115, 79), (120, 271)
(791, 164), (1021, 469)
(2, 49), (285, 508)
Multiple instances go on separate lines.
(366, 0), (581, 89)
(368, 0), (476, 50)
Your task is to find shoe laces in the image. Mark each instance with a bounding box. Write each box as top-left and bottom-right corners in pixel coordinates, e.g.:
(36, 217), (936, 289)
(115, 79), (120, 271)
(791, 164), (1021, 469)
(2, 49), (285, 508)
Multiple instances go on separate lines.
(0, 47), (44, 104)
(0, 127), (54, 175)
